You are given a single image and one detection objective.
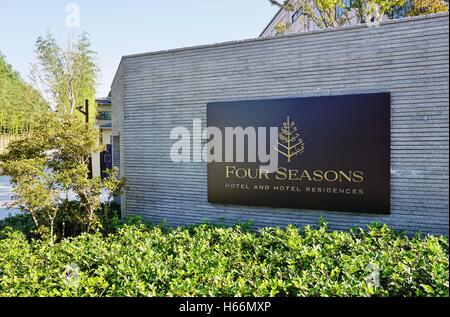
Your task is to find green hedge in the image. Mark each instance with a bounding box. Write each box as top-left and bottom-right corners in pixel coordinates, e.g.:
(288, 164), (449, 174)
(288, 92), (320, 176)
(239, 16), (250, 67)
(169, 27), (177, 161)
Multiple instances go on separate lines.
(0, 217), (448, 297)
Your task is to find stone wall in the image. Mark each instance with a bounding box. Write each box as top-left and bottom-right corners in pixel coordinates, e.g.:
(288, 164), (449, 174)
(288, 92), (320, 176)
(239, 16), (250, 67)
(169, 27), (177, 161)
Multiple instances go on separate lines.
(111, 14), (449, 235)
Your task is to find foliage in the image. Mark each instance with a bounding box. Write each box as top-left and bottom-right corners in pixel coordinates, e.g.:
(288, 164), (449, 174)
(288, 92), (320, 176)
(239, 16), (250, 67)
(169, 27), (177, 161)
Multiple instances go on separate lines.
(268, 0), (412, 33)
(31, 32), (98, 121)
(0, 54), (48, 134)
(0, 113), (125, 241)
(351, 0), (407, 22)
(0, 213), (38, 240)
(0, 203), (121, 241)
(0, 218), (447, 297)
(270, 0), (352, 31)
(405, 0), (449, 16)
(1, 32), (118, 242)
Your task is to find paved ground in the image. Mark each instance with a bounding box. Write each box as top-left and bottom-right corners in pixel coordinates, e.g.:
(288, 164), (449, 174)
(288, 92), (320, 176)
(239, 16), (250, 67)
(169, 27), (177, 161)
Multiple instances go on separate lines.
(0, 176), (21, 220)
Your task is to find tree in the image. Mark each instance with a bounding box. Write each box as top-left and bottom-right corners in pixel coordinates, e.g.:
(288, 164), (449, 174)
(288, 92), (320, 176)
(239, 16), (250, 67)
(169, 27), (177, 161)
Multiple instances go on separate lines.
(1, 32), (124, 241)
(405, 0), (449, 16)
(0, 113), (124, 241)
(0, 53), (48, 134)
(351, 0), (407, 22)
(31, 32), (98, 121)
(276, 116), (305, 162)
(270, 0), (353, 31)
(268, 0), (407, 32)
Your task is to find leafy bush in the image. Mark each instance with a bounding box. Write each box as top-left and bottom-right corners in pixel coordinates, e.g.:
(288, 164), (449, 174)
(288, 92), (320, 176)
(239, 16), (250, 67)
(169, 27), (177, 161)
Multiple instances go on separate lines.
(0, 203), (122, 242)
(0, 113), (125, 242)
(0, 213), (37, 240)
(53, 201), (122, 239)
(0, 216), (448, 297)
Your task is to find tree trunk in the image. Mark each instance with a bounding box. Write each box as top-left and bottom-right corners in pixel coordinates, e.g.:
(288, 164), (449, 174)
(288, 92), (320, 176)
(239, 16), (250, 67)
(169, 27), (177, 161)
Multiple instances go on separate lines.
(87, 207), (94, 232)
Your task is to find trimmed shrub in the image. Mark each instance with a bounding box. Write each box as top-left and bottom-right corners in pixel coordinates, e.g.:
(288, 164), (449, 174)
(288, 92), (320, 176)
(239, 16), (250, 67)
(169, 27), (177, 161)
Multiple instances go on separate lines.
(0, 216), (448, 297)
(0, 213), (37, 240)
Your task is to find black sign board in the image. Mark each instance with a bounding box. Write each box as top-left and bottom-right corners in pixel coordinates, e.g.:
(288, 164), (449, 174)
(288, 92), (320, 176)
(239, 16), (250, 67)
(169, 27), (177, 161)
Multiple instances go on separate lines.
(207, 93), (391, 214)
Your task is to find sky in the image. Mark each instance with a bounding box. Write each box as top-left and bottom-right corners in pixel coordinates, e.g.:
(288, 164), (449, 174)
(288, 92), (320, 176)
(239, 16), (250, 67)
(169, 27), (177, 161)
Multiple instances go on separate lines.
(0, 0), (277, 98)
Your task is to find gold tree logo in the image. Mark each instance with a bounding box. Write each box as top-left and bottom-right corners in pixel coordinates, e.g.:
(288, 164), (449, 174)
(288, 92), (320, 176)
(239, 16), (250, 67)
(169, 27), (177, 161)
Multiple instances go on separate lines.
(276, 116), (305, 162)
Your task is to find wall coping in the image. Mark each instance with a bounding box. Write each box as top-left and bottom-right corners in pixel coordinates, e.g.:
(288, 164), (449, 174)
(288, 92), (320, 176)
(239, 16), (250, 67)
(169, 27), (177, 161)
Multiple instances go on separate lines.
(123, 13), (449, 60)
(110, 12), (449, 88)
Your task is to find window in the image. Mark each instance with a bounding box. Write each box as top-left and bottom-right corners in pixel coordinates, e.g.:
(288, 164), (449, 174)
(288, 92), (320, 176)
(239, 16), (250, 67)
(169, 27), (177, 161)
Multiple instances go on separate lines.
(336, 0), (351, 18)
(97, 111), (112, 121)
(292, 9), (302, 24)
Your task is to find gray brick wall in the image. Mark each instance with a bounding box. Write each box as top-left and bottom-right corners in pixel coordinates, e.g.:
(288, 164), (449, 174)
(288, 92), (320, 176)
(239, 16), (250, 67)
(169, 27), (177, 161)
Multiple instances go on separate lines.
(111, 13), (449, 235)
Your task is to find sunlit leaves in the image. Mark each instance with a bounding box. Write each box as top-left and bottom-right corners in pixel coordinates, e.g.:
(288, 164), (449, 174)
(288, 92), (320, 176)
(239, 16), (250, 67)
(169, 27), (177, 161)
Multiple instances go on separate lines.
(0, 54), (48, 135)
(0, 114), (124, 240)
(0, 221), (447, 297)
